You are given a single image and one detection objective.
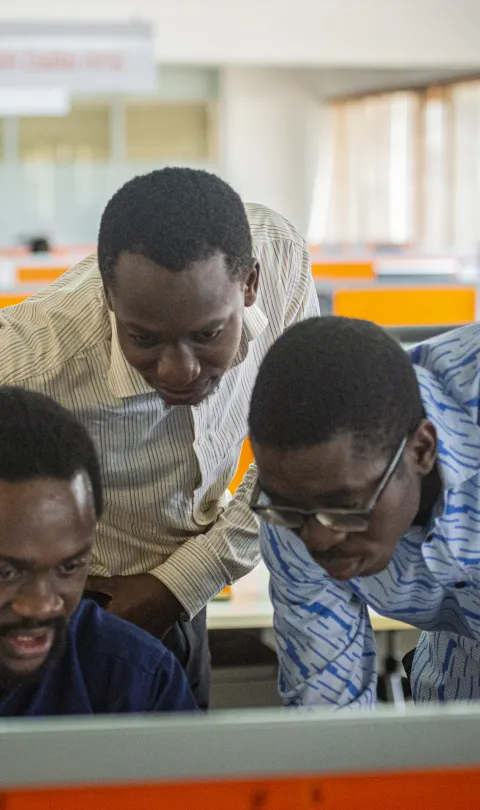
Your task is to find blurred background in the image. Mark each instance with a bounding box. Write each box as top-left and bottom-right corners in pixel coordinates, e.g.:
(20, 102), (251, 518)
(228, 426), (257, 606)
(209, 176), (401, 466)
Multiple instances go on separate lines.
(2, 0), (480, 328)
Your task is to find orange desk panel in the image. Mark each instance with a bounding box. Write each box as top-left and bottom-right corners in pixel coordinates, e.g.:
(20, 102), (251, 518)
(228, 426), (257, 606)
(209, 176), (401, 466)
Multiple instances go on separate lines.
(333, 286), (476, 327)
(312, 261), (375, 280)
(0, 293), (30, 308)
(16, 267), (67, 285)
(4, 767), (480, 810)
(229, 438), (254, 494)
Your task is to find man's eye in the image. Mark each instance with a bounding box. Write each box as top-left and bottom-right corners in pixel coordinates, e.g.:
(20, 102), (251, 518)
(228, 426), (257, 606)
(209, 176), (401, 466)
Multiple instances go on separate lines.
(0, 566), (18, 583)
(57, 559), (88, 577)
(129, 334), (158, 348)
(196, 328), (223, 343)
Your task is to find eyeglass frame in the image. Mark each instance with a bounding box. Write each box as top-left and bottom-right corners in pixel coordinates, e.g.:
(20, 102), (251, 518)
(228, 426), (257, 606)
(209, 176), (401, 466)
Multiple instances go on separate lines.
(250, 435), (408, 533)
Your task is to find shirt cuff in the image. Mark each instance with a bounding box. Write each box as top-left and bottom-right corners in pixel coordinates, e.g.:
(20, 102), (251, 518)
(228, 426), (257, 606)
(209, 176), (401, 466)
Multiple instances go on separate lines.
(149, 536), (229, 619)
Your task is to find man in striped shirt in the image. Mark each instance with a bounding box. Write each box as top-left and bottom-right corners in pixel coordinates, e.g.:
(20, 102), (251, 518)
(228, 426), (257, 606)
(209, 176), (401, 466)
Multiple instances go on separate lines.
(0, 168), (319, 707)
(249, 316), (480, 706)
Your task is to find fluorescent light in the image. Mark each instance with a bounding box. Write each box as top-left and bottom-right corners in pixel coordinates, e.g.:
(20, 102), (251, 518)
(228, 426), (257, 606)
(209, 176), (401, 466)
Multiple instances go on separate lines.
(0, 86), (70, 115)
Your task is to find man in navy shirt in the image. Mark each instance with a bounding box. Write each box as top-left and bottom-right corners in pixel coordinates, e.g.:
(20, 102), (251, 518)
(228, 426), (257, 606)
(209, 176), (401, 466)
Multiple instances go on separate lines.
(0, 387), (196, 716)
(249, 317), (480, 706)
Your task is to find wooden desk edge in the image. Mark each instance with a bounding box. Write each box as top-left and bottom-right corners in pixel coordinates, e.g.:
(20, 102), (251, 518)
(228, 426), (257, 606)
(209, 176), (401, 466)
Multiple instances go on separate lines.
(207, 605), (414, 633)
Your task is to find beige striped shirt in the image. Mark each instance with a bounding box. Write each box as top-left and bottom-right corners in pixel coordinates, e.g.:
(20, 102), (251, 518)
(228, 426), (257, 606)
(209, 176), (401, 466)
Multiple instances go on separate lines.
(0, 203), (319, 616)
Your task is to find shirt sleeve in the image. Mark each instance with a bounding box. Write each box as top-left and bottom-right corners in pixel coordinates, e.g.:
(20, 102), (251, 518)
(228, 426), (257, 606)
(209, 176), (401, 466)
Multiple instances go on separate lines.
(411, 630), (480, 703)
(283, 231), (321, 326)
(261, 523), (377, 708)
(150, 463), (260, 616)
(151, 232), (320, 617)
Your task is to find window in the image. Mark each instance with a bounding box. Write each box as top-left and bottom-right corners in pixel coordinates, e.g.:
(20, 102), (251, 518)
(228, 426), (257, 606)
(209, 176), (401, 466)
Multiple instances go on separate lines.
(125, 102), (216, 162)
(319, 92), (418, 246)
(450, 82), (480, 252)
(19, 103), (110, 162)
(314, 78), (480, 254)
(421, 89), (450, 250)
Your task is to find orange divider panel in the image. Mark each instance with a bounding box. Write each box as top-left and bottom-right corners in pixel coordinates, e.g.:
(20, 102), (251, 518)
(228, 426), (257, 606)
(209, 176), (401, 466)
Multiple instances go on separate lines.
(217, 438), (254, 601)
(0, 293), (30, 308)
(0, 248), (28, 257)
(16, 267), (67, 285)
(52, 246), (94, 255)
(312, 261), (375, 280)
(333, 286), (476, 327)
(229, 438), (254, 495)
(4, 767), (480, 810)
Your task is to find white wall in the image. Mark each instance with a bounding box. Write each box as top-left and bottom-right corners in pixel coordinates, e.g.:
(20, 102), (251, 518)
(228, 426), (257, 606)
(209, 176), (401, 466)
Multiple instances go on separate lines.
(219, 69), (323, 233)
(2, 0), (480, 67)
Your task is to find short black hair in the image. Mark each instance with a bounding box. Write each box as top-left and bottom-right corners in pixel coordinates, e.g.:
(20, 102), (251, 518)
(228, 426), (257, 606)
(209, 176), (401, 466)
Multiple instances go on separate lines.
(98, 168), (253, 285)
(249, 316), (424, 453)
(0, 387), (103, 518)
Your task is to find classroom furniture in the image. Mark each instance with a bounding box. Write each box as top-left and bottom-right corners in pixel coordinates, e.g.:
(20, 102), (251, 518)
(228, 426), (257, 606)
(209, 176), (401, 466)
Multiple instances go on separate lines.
(1, 706), (480, 808)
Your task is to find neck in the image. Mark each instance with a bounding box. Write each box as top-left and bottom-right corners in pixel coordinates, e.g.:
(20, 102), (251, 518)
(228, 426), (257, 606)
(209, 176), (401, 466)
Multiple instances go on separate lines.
(414, 464), (442, 527)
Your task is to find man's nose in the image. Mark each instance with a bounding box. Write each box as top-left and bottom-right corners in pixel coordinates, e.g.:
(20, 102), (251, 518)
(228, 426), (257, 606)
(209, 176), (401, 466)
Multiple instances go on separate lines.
(156, 345), (201, 389)
(11, 577), (64, 622)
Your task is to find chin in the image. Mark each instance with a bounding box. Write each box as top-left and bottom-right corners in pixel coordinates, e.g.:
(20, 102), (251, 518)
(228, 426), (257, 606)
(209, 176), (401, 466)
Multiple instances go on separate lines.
(152, 377), (222, 408)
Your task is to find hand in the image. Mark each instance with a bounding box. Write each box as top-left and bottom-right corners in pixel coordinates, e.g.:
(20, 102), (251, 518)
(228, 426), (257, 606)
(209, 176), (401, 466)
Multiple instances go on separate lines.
(85, 574), (184, 639)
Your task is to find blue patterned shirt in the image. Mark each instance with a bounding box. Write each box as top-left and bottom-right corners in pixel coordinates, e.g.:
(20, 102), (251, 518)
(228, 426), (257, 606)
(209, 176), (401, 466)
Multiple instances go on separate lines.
(260, 323), (480, 707)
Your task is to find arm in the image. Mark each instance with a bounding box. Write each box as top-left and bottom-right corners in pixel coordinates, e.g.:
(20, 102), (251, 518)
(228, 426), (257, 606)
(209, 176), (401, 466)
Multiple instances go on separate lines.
(261, 523), (377, 709)
(411, 631), (480, 703)
(151, 462), (260, 617)
(87, 464), (260, 626)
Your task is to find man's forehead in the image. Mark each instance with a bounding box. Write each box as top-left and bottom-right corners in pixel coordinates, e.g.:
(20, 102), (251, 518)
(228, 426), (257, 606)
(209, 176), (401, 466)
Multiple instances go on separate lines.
(114, 251), (234, 294)
(0, 474), (95, 531)
(255, 437), (389, 502)
(112, 253), (240, 325)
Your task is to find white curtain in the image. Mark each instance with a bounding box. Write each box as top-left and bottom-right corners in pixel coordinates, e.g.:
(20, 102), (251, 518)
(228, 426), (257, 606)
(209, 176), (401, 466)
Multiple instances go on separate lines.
(314, 92), (418, 246)
(312, 80), (480, 255)
(451, 82), (480, 255)
(421, 92), (449, 250)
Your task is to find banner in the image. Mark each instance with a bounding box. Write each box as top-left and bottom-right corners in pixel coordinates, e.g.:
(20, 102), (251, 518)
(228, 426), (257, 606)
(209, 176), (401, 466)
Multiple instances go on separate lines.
(0, 22), (156, 92)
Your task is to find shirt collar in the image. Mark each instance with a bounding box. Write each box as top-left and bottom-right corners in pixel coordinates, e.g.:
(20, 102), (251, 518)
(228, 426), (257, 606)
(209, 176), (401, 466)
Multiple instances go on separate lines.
(231, 303), (269, 369)
(416, 365), (480, 492)
(107, 303), (269, 399)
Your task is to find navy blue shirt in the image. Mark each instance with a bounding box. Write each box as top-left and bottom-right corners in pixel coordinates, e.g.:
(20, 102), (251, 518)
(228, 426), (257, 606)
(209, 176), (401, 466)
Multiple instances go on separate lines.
(0, 600), (197, 716)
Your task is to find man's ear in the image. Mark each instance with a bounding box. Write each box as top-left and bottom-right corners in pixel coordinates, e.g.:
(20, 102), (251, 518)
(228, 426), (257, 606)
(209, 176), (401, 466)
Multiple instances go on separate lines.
(244, 260), (260, 308)
(409, 419), (437, 477)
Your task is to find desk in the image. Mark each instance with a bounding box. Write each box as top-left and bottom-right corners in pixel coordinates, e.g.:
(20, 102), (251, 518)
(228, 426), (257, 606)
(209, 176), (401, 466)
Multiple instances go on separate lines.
(2, 707), (480, 809)
(207, 562), (413, 633)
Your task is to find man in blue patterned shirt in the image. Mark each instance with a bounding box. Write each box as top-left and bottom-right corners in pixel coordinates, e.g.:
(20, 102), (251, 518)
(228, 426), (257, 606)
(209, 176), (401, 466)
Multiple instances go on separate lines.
(248, 316), (480, 707)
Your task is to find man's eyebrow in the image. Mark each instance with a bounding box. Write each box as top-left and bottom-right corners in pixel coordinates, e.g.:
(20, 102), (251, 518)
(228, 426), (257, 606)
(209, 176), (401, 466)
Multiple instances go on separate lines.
(258, 486), (365, 509)
(0, 554), (34, 570)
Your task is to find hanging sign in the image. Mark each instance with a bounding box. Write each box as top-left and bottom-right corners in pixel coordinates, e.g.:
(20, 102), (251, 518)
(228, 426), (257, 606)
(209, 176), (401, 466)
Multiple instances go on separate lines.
(0, 21), (156, 92)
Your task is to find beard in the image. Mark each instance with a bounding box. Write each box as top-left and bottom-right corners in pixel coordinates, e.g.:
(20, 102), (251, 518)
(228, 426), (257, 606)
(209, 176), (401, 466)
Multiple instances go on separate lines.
(191, 378), (223, 409)
(0, 616), (68, 695)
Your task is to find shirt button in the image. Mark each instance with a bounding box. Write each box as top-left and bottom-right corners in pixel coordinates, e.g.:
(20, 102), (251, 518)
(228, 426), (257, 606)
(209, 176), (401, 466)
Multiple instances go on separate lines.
(454, 582), (467, 589)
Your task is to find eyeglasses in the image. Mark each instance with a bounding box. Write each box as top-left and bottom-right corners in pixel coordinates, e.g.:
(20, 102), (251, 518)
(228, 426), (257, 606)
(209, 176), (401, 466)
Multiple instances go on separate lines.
(250, 436), (407, 533)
